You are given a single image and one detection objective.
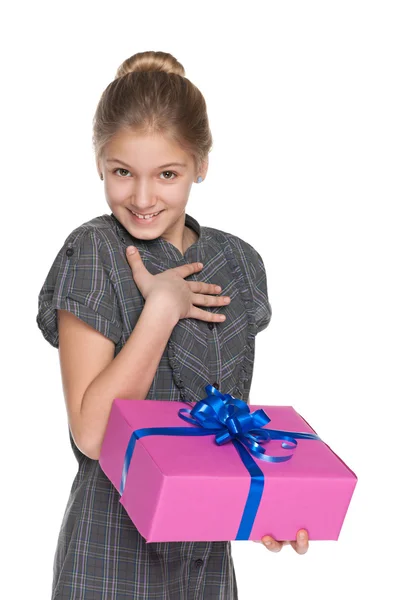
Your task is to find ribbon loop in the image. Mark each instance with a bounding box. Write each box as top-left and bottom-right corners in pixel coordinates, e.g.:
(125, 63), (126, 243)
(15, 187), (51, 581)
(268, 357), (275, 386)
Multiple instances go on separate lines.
(177, 385), (320, 463)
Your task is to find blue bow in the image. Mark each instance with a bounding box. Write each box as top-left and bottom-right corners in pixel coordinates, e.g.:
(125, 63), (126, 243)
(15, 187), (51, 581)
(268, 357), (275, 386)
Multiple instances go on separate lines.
(120, 384), (321, 539)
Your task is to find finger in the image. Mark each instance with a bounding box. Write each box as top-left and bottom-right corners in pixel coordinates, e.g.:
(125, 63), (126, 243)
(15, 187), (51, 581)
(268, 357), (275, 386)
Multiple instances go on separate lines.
(188, 306), (227, 323)
(125, 246), (146, 274)
(187, 281), (223, 296)
(173, 261), (205, 277)
(290, 529), (309, 555)
(192, 292), (231, 307)
(261, 536), (284, 553)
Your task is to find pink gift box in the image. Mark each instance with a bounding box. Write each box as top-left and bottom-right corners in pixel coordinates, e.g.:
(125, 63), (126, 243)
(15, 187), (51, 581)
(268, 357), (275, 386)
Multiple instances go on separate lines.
(99, 398), (357, 543)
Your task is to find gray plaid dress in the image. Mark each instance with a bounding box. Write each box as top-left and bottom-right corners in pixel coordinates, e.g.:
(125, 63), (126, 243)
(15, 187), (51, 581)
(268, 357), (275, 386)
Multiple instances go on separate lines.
(36, 211), (271, 600)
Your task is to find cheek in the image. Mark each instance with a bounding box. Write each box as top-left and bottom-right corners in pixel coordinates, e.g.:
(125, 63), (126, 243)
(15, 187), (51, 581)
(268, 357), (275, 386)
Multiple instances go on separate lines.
(164, 181), (191, 203)
(106, 183), (130, 203)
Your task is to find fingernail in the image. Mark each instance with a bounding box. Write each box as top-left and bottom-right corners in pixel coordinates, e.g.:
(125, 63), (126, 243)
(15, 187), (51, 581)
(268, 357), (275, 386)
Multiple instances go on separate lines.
(127, 246), (137, 255)
(299, 532), (306, 540)
(215, 286), (222, 292)
(263, 540), (272, 546)
(198, 262), (203, 267)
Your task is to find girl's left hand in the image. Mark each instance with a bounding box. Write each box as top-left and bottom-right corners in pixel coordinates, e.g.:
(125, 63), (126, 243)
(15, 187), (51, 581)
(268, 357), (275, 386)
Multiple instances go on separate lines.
(253, 529), (309, 555)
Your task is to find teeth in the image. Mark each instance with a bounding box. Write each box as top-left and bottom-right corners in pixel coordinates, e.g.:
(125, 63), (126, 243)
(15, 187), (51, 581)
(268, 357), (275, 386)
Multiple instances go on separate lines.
(132, 211), (160, 220)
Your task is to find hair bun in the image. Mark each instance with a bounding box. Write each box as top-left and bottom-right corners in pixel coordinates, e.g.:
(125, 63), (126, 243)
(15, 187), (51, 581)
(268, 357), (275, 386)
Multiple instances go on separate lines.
(115, 50), (185, 79)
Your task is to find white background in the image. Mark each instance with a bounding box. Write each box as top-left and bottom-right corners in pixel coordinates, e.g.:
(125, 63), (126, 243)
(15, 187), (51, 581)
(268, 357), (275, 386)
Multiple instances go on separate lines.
(1, 1), (399, 598)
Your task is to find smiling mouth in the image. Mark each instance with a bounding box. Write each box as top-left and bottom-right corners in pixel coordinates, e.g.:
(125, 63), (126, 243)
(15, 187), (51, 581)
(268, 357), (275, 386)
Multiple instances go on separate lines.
(128, 209), (164, 222)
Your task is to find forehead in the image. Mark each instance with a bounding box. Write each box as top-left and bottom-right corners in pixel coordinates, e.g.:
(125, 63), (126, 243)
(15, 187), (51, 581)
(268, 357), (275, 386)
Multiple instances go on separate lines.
(105, 130), (191, 163)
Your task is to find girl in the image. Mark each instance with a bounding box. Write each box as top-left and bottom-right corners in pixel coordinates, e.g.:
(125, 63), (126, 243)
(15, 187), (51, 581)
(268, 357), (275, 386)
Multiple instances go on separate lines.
(37, 50), (307, 600)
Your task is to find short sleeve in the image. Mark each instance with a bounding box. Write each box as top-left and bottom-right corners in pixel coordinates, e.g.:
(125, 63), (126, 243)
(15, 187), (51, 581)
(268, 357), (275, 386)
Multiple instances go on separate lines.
(251, 249), (272, 334)
(36, 228), (123, 348)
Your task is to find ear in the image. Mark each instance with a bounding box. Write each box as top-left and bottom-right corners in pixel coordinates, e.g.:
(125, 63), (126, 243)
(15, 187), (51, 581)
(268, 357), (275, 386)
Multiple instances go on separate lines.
(96, 158), (103, 179)
(199, 157), (209, 181)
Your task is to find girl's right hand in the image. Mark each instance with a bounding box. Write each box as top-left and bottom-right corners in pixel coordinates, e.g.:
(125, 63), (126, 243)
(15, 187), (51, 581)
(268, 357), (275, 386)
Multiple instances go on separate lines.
(125, 246), (230, 323)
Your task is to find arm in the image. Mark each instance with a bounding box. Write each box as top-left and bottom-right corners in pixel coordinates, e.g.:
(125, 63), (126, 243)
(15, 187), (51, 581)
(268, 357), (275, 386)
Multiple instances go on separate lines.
(58, 294), (178, 461)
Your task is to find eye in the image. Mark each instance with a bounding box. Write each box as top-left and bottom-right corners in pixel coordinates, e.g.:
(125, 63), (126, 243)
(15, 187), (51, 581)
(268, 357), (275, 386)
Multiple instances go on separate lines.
(160, 171), (177, 180)
(114, 168), (131, 177)
(113, 168), (177, 180)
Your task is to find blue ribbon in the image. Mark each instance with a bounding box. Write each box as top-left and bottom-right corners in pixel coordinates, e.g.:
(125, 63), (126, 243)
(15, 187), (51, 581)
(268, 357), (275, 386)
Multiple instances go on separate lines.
(120, 384), (321, 540)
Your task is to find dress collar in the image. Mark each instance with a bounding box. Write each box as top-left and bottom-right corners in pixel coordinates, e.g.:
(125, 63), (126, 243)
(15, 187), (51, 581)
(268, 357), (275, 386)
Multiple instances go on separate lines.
(110, 211), (206, 262)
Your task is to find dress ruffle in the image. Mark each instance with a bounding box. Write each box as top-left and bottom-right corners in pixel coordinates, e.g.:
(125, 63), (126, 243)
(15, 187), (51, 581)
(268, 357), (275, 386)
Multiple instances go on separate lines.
(167, 338), (188, 402)
(221, 233), (257, 402)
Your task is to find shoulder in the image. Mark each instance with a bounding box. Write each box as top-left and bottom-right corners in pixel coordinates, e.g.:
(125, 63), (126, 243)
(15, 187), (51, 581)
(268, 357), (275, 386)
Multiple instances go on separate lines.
(58, 213), (123, 268)
(37, 214), (123, 297)
(37, 214), (124, 349)
(62, 213), (119, 246)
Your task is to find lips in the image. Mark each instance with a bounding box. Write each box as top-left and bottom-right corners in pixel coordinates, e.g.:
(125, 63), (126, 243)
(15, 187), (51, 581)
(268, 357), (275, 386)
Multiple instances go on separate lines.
(128, 209), (164, 223)
(131, 210), (161, 217)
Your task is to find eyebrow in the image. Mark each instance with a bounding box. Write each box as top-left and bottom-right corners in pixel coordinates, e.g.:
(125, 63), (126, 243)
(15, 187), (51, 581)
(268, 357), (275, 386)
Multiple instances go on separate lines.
(106, 159), (187, 169)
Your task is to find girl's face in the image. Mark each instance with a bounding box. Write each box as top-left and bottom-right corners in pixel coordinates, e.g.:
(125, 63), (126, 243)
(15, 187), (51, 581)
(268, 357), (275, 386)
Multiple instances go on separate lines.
(98, 129), (207, 251)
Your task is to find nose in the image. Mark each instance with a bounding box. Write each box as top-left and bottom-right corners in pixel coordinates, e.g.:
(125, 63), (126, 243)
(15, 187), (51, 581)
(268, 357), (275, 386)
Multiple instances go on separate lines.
(129, 180), (158, 211)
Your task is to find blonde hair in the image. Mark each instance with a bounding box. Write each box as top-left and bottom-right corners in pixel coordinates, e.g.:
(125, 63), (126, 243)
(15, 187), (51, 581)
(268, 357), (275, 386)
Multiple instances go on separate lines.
(92, 51), (213, 174)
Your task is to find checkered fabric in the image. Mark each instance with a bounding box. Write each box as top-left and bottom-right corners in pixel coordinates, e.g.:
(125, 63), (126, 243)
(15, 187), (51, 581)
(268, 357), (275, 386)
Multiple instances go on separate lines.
(36, 211), (271, 599)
